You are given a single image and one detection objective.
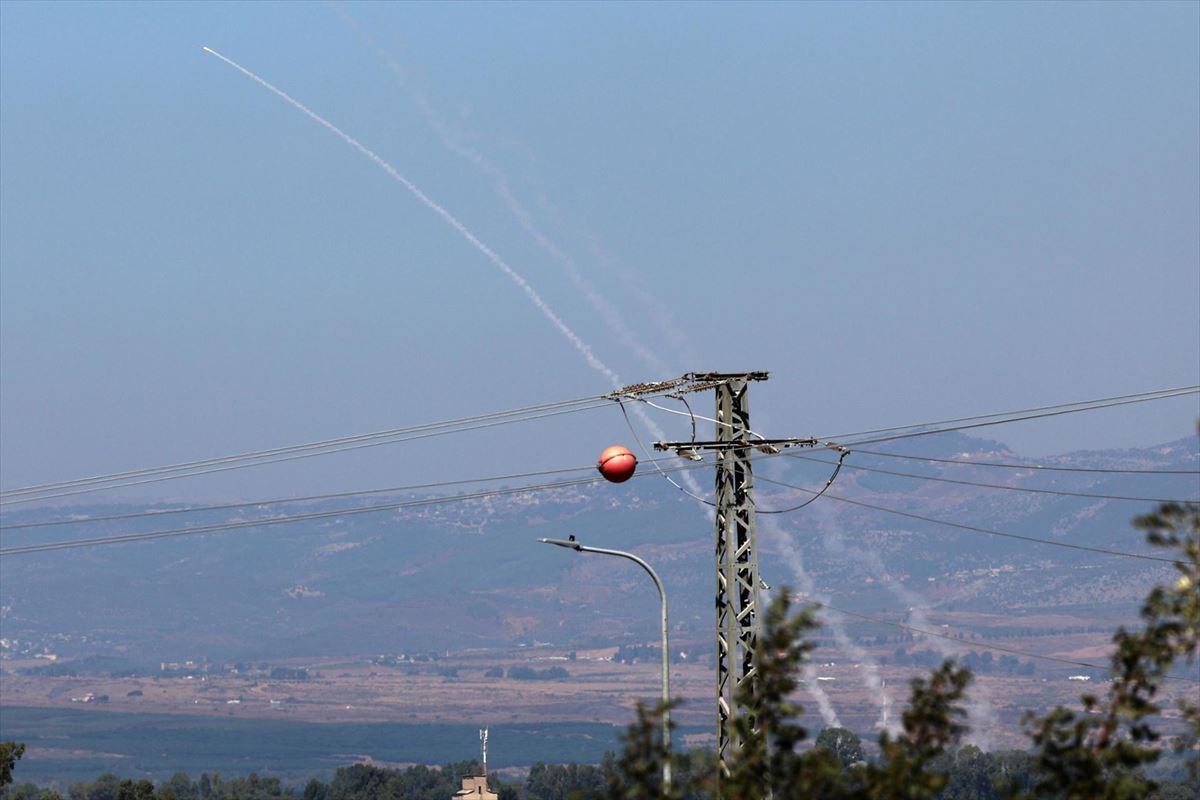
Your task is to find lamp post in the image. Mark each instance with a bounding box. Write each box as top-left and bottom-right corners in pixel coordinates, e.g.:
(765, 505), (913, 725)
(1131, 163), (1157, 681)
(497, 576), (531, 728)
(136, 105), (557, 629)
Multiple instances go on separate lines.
(539, 536), (672, 793)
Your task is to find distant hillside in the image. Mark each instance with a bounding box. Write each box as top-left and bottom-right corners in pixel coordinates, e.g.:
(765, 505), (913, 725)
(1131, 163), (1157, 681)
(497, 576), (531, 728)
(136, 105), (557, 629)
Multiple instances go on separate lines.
(1, 433), (1196, 664)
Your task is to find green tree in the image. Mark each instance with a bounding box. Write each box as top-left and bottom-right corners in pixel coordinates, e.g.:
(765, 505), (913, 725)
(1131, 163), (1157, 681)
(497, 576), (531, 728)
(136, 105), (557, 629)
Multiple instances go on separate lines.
(613, 592), (975, 800)
(932, 745), (1035, 800)
(525, 762), (606, 800)
(1020, 500), (1200, 800)
(159, 774), (195, 800)
(327, 764), (404, 800)
(607, 702), (683, 800)
(2, 785), (64, 800)
(856, 660), (972, 800)
(0, 743), (25, 788)
(71, 774), (122, 800)
(116, 780), (154, 800)
(721, 596), (847, 800)
(302, 779), (329, 800)
(814, 728), (866, 769)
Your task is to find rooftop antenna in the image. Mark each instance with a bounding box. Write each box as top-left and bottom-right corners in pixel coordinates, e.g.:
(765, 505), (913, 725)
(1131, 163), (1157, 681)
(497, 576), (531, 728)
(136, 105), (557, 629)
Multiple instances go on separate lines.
(480, 727), (489, 778)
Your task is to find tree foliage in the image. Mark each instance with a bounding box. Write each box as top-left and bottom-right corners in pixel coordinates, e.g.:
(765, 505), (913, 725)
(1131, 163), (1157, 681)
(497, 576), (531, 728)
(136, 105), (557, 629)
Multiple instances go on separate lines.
(1019, 500), (1200, 800)
(814, 728), (865, 770)
(0, 744), (25, 789)
(524, 762), (607, 800)
(609, 497), (1199, 800)
(605, 592), (975, 800)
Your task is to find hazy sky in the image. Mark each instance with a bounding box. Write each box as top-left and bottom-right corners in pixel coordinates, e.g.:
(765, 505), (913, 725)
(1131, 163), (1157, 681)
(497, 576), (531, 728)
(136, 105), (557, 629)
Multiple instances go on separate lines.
(2, 1), (1197, 501)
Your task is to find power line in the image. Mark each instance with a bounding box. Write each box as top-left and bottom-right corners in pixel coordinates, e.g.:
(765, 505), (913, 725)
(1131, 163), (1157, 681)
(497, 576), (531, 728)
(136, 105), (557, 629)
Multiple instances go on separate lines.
(0, 461), (714, 557)
(0, 401), (617, 507)
(758, 449), (849, 514)
(0, 463), (628, 531)
(836, 388), (1199, 448)
(784, 453), (1197, 504)
(849, 448), (1200, 476)
(637, 385), (1196, 459)
(756, 476), (1180, 564)
(817, 385), (1200, 443)
(641, 385), (1198, 450)
(600, 385), (1199, 526)
(7, 384), (1194, 508)
(806, 600), (1200, 685)
(5, 384), (1194, 545)
(618, 400), (714, 507)
(0, 481), (589, 556)
(0, 393), (617, 500)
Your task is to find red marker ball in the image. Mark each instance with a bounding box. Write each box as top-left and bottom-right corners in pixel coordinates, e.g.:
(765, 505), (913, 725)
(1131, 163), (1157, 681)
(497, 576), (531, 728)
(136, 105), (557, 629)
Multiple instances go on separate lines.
(597, 445), (637, 483)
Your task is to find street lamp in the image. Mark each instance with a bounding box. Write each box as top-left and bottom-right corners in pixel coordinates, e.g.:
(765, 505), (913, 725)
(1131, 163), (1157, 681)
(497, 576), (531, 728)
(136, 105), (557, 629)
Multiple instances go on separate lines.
(539, 536), (672, 793)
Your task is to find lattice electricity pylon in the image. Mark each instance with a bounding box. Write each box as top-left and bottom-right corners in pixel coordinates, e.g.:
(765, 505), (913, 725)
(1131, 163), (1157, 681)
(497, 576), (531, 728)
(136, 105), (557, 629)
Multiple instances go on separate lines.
(652, 372), (817, 775)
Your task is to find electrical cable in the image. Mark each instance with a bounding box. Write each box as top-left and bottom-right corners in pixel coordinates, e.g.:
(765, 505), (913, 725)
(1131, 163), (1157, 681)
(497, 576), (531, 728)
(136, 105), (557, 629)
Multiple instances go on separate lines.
(756, 476), (1182, 564)
(1, 461), (695, 531)
(617, 400), (715, 506)
(0, 401), (615, 507)
(847, 448), (1200, 476)
(641, 385), (1197, 450)
(636, 396), (768, 441)
(633, 385), (1196, 508)
(0, 460), (716, 557)
(6, 385), (1194, 547)
(757, 448), (849, 514)
(818, 385), (1200, 442)
(8, 385), (1193, 507)
(1, 481), (595, 556)
(0, 392), (626, 500)
(673, 394), (698, 443)
(784, 453), (1197, 504)
(806, 600), (1200, 685)
(835, 388), (1199, 448)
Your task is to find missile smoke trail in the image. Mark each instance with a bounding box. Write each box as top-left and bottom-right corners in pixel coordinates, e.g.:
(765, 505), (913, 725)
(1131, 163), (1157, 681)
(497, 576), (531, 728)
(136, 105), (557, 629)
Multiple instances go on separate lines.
(759, 579), (840, 728)
(809, 503), (999, 747)
(204, 46), (711, 504)
(201, 46), (621, 388)
(752, 413), (893, 732)
(802, 661), (842, 728)
(326, 20), (712, 499)
(760, 513), (894, 734)
(332, 8), (676, 378)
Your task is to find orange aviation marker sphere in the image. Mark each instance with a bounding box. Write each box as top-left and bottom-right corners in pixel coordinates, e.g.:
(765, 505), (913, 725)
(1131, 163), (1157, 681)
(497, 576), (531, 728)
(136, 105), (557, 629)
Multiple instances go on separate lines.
(597, 445), (638, 483)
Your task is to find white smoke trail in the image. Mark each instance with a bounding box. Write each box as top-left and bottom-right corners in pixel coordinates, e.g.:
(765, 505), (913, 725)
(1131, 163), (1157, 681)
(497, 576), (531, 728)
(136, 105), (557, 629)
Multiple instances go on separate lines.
(325, 20), (715, 504)
(330, 10), (676, 378)
(587, 239), (703, 370)
(752, 410), (894, 733)
(824, 609), (897, 736)
(808, 501), (998, 748)
(202, 46), (622, 389)
(759, 513), (896, 735)
(205, 45), (714, 504)
(493, 180), (674, 376)
(802, 662), (842, 728)
(759, 580), (840, 729)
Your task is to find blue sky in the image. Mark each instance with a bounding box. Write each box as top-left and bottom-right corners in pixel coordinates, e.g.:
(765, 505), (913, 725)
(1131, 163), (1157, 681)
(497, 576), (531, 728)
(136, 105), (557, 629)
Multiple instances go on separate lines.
(2, 1), (1197, 500)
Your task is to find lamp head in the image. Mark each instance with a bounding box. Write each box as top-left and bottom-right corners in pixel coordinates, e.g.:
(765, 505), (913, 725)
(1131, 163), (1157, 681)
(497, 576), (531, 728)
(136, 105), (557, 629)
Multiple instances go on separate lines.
(538, 536), (583, 551)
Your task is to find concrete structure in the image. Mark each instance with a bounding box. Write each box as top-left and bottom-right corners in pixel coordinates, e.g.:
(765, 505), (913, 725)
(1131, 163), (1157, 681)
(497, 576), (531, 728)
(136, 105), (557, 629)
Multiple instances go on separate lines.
(452, 728), (495, 800)
(452, 776), (496, 800)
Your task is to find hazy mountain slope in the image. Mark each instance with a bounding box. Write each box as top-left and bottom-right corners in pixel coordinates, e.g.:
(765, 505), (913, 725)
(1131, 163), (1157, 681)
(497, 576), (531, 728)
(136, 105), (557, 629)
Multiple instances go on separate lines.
(1, 433), (1195, 663)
